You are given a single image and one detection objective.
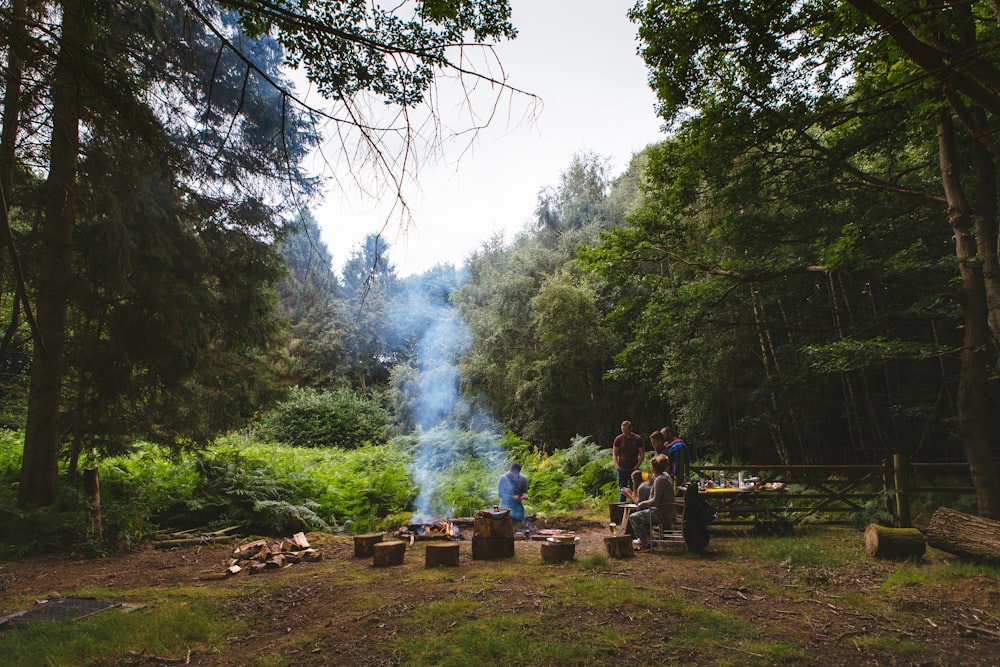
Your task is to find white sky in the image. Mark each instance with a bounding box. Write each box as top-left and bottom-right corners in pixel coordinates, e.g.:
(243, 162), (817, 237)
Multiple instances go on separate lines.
(309, 0), (665, 277)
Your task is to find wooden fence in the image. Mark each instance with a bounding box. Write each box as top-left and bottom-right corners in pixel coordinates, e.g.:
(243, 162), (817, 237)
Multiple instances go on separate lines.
(689, 457), (979, 528)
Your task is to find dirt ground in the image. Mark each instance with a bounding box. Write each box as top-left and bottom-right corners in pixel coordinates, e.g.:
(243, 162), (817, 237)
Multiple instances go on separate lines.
(1, 517), (999, 666)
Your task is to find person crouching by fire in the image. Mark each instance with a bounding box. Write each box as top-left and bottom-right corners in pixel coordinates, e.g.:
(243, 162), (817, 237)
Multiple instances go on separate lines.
(498, 462), (529, 523)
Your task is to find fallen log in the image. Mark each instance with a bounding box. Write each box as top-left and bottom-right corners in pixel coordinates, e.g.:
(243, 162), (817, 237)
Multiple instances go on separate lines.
(151, 536), (233, 549)
(863, 524), (925, 560)
(926, 507), (1000, 561)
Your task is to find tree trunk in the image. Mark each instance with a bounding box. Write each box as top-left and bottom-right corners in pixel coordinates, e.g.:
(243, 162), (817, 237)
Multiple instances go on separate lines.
(18, 0), (89, 507)
(937, 110), (1000, 519)
(926, 507), (1000, 561)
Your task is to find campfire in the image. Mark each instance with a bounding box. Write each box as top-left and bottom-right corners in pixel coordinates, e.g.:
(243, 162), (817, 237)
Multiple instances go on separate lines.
(397, 518), (463, 541)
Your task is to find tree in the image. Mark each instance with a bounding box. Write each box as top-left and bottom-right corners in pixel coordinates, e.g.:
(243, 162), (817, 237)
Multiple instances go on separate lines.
(3, 0), (519, 506)
(613, 0), (1000, 513)
(275, 211), (347, 387)
(340, 233), (399, 388)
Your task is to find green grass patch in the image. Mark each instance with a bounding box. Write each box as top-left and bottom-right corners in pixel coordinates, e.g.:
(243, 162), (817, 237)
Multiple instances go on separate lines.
(0, 594), (242, 666)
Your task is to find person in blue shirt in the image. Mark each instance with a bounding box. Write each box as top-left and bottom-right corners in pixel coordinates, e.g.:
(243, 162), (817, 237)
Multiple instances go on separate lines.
(661, 426), (690, 480)
(498, 462), (530, 522)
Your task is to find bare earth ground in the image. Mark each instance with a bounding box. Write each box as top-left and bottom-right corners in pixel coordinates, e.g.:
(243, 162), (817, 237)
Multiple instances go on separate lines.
(2, 516), (999, 666)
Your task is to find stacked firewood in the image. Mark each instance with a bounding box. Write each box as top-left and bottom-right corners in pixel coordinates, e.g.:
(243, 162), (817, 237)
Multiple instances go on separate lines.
(199, 532), (321, 580)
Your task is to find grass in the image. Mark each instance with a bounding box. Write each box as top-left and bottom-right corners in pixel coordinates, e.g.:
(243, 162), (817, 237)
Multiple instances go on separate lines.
(0, 594), (242, 667)
(3, 526), (1000, 666)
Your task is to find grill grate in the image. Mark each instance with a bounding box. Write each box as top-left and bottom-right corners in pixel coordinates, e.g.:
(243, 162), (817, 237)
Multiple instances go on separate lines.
(3, 597), (121, 625)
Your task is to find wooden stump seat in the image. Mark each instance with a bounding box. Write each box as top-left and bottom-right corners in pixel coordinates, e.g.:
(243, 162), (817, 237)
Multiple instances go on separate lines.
(540, 541), (576, 563)
(353, 533), (385, 559)
(604, 535), (635, 559)
(471, 536), (515, 560)
(372, 540), (406, 567)
(425, 542), (460, 567)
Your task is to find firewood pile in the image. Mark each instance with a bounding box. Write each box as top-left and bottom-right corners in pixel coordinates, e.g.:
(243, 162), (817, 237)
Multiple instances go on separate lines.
(199, 532), (321, 580)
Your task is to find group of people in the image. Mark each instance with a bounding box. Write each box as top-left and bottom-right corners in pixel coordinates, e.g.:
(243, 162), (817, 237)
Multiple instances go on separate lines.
(495, 419), (713, 552)
(614, 420), (712, 552)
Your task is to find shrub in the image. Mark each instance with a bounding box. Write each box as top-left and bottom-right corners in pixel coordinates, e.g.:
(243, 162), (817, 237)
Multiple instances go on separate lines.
(259, 387), (389, 448)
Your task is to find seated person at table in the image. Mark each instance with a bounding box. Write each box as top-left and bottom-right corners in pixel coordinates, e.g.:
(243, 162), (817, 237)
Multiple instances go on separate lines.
(622, 469), (651, 504)
(497, 462), (530, 523)
(628, 455), (677, 551)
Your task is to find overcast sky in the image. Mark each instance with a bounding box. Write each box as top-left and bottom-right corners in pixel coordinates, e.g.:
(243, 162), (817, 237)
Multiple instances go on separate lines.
(310, 0), (665, 277)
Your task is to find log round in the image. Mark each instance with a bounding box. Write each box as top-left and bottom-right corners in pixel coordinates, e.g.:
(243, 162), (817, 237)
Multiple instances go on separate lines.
(425, 542), (460, 567)
(473, 515), (514, 539)
(353, 533), (385, 559)
(863, 524), (926, 559)
(927, 507), (1000, 561)
(604, 535), (635, 559)
(471, 536), (515, 560)
(541, 541), (576, 563)
(372, 540), (406, 567)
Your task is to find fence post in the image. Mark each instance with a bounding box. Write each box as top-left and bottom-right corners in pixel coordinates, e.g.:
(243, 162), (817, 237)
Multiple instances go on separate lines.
(882, 457), (894, 520)
(893, 454), (911, 528)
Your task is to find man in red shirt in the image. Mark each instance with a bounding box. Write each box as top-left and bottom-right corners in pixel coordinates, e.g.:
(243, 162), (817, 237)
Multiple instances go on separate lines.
(613, 420), (645, 502)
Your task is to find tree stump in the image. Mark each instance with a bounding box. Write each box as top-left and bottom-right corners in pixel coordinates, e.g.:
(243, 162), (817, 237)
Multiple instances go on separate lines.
(372, 540), (406, 567)
(354, 533), (385, 559)
(471, 536), (515, 560)
(604, 535), (634, 559)
(541, 541), (576, 563)
(425, 542), (460, 567)
(864, 524), (926, 559)
(473, 515), (514, 539)
(926, 507), (1000, 561)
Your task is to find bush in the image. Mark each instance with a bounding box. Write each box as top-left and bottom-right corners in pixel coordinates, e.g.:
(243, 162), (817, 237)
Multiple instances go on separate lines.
(259, 387), (389, 448)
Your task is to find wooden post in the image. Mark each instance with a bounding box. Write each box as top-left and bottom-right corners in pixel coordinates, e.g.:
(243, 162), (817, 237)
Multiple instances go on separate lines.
(893, 454), (911, 528)
(372, 540), (406, 566)
(425, 542), (460, 567)
(82, 467), (102, 541)
(353, 533), (385, 558)
(604, 535), (634, 559)
(864, 524), (925, 559)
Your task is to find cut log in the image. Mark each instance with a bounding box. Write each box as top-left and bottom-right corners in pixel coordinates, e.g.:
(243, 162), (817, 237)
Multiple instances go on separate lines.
(353, 533), (385, 559)
(425, 542), (460, 567)
(473, 515), (514, 539)
(373, 540), (406, 567)
(302, 548), (322, 562)
(541, 541), (576, 563)
(863, 524), (926, 559)
(604, 535), (635, 559)
(232, 539), (268, 559)
(926, 507), (1000, 561)
(471, 536), (515, 560)
(292, 532), (310, 549)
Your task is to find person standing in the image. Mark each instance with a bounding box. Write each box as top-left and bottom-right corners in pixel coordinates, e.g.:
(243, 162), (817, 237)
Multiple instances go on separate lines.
(497, 462), (530, 522)
(661, 426), (690, 480)
(613, 420), (645, 502)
